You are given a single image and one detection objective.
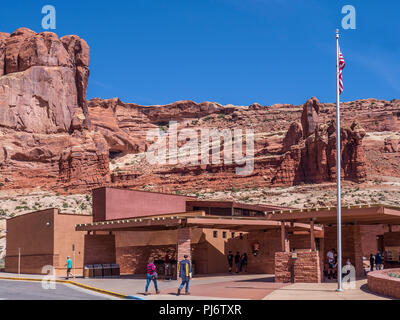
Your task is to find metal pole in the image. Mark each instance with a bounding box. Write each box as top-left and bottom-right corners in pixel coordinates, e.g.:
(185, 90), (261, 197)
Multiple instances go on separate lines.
(336, 29), (343, 292)
(18, 248), (21, 277)
(73, 250), (76, 279)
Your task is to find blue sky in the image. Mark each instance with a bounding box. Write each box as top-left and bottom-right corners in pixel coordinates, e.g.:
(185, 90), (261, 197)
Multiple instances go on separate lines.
(1, 0), (399, 106)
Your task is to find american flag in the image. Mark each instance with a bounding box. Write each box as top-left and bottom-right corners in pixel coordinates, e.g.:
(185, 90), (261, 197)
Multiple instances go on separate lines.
(339, 48), (345, 95)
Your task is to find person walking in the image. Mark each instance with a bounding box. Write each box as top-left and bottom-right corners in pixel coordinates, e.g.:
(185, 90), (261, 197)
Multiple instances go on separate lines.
(241, 253), (248, 273)
(144, 258), (160, 295)
(164, 250), (171, 280)
(234, 252), (241, 273)
(369, 253), (375, 272)
(177, 254), (192, 296)
(375, 251), (383, 270)
(227, 251), (233, 274)
(65, 256), (73, 279)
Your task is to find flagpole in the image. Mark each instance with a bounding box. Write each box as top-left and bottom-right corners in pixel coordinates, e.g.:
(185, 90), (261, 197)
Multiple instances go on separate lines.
(336, 29), (343, 292)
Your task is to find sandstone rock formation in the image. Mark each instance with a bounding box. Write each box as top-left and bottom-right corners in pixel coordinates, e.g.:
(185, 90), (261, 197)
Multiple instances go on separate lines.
(280, 97), (367, 184)
(0, 27), (399, 194)
(0, 28), (109, 191)
(0, 28), (90, 132)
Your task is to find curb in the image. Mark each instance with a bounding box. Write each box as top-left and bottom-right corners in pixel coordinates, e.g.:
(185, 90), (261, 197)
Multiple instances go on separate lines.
(0, 276), (130, 299)
(126, 295), (146, 300)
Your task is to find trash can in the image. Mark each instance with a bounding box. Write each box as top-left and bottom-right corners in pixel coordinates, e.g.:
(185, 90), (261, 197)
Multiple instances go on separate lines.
(102, 264), (112, 278)
(83, 265), (93, 278)
(111, 264), (120, 277)
(93, 264), (103, 278)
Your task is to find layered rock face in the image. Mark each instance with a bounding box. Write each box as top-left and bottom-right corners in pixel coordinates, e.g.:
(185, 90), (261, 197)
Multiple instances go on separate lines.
(0, 28), (90, 132)
(0, 27), (398, 194)
(0, 28), (109, 190)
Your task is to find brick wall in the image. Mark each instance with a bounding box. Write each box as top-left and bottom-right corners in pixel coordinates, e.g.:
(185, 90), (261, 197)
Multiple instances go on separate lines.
(5, 254), (58, 274)
(384, 232), (400, 247)
(289, 234), (311, 250)
(227, 230), (282, 274)
(116, 245), (176, 274)
(177, 228), (191, 262)
(83, 234), (116, 265)
(368, 268), (400, 299)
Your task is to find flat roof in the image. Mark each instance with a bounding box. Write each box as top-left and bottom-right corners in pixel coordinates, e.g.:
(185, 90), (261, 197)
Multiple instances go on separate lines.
(76, 211), (322, 233)
(265, 204), (400, 225)
(93, 186), (197, 199)
(6, 208), (91, 221)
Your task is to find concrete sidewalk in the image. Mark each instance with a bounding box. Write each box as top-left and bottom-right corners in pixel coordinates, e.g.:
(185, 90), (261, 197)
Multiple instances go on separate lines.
(263, 280), (392, 300)
(0, 272), (393, 300)
(72, 273), (278, 300)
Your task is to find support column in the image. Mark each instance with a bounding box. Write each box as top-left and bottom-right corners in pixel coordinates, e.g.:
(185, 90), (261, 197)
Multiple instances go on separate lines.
(310, 220), (316, 251)
(177, 227), (191, 262)
(281, 222), (290, 252)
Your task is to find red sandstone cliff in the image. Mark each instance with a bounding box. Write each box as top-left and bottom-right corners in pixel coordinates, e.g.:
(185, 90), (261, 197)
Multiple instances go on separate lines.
(0, 28), (399, 194)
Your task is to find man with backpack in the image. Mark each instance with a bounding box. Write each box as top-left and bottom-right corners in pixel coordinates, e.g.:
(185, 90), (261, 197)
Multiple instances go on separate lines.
(177, 254), (192, 296)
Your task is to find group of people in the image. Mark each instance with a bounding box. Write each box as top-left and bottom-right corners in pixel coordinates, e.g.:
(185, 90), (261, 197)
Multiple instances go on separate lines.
(145, 254), (192, 296)
(369, 251), (384, 271)
(145, 250), (250, 296)
(326, 248), (354, 280)
(227, 251), (248, 274)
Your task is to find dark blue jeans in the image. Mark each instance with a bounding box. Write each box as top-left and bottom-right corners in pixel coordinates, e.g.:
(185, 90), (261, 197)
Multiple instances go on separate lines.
(145, 274), (158, 292)
(179, 276), (190, 293)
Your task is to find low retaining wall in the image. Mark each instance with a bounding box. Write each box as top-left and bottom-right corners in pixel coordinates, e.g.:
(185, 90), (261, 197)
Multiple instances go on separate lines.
(368, 269), (400, 299)
(275, 251), (321, 283)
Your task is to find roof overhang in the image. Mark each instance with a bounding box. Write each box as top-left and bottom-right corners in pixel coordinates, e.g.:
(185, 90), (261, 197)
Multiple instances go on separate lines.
(76, 211), (322, 233)
(265, 205), (400, 225)
(186, 200), (291, 212)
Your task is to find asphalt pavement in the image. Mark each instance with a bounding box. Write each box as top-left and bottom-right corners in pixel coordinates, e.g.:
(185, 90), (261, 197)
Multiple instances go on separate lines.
(0, 279), (117, 300)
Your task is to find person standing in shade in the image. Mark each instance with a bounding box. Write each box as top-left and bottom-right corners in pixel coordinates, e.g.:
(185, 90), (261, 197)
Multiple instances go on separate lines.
(326, 248), (335, 280)
(227, 251), (234, 274)
(234, 252), (241, 273)
(65, 256), (73, 279)
(144, 258), (160, 295)
(375, 251), (383, 270)
(241, 253), (248, 273)
(177, 254), (192, 296)
(164, 250), (171, 280)
(369, 253), (375, 272)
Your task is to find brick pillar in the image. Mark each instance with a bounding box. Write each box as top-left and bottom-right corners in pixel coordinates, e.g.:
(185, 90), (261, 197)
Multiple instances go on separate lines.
(177, 227), (191, 263)
(294, 251), (321, 283)
(281, 222), (290, 252)
(274, 252), (293, 283)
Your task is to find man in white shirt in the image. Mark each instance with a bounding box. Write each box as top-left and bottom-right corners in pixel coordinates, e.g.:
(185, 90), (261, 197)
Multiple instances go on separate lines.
(327, 249), (335, 280)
